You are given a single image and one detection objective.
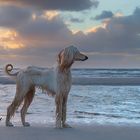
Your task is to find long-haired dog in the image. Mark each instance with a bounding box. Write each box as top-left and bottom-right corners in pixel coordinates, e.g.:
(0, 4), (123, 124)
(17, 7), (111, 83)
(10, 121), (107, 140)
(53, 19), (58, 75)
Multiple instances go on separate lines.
(5, 46), (88, 128)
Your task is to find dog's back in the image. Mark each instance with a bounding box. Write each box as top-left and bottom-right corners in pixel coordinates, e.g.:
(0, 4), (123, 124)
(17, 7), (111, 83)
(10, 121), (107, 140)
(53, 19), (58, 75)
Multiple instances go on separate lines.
(26, 66), (46, 75)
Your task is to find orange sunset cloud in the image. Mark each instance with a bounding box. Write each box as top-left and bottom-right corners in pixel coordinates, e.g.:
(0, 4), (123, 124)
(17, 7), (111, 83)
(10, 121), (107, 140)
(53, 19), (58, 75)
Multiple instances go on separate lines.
(0, 28), (24, 49)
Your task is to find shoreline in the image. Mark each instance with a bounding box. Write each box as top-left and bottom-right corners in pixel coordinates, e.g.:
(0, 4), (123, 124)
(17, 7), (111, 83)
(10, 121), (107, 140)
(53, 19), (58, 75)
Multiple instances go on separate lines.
(0, 124), (140, 140)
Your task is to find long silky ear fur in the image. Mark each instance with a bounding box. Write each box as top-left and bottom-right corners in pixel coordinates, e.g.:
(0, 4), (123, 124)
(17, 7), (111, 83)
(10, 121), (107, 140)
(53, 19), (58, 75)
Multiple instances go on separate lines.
(57, 50), (63, 65)
(58, 48), (74, 71)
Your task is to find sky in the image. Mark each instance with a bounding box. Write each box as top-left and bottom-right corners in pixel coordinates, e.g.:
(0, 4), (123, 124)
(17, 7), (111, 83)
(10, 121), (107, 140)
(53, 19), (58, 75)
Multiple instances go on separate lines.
(0, 0), (140, 68)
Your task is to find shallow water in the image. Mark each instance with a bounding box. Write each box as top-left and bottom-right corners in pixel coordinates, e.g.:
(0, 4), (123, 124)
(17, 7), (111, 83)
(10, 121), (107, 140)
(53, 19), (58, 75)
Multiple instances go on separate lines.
(1, 84), (140, 126)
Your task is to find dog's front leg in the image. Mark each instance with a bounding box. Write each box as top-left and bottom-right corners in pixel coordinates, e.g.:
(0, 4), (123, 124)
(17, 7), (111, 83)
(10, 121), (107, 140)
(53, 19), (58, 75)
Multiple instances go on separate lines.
(55, 95), (63, 128)
(62, 96), (71, 128)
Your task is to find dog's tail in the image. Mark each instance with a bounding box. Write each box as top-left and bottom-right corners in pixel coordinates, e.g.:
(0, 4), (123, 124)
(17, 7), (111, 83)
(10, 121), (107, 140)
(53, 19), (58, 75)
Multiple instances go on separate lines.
(5, 64), (18, 77)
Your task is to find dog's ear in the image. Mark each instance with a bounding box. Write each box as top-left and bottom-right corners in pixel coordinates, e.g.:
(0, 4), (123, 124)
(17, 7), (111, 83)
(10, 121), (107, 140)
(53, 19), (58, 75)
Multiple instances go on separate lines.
(57, 49), (64, 65)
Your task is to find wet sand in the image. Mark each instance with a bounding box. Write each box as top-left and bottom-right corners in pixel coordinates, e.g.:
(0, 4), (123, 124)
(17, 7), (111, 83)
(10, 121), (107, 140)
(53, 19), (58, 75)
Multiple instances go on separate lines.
(0, 124), (140, 140)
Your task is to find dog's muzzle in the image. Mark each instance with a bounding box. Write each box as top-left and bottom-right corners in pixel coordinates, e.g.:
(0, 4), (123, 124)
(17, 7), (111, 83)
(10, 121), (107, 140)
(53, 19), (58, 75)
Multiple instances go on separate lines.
(85, 56), (88, 60)
(82, 56), (88, 61)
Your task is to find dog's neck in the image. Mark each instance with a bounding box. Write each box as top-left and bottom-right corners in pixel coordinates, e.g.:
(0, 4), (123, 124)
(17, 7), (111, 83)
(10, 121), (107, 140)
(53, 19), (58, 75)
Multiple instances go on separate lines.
(57, 65), (71, 74)
(57, 62), (73, 74)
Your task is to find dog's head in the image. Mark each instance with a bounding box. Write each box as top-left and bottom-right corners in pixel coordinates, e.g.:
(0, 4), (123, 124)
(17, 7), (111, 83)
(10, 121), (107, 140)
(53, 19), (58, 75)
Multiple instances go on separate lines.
(58, 45), (88, 70)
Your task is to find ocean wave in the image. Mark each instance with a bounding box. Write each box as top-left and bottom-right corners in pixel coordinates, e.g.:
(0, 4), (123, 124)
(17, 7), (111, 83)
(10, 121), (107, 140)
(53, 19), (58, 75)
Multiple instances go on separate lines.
(1, 68), (140, 85)
(72, 77), (140, 85)
(0, 77), (15, 84)
(74, 111), (140, 120)
(1, 77), (140, 85)
(74, 111), (124, 118)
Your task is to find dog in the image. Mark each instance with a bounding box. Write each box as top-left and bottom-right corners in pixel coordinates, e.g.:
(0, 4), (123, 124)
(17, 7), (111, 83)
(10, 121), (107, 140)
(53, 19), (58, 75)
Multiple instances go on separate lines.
(5, 45), (88, 128)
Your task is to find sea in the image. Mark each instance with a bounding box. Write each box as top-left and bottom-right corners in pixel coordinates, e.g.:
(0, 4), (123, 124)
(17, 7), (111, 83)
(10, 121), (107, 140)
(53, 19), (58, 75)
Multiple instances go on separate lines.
(1, 68), (140, 126)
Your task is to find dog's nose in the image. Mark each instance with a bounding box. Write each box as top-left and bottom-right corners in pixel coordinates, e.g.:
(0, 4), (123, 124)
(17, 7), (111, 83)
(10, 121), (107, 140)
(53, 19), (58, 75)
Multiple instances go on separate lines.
(85, 56), (88, 60)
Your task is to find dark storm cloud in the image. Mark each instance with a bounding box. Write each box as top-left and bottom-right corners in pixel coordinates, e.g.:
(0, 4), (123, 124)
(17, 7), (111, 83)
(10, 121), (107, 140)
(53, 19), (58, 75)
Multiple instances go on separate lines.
(0, 5), (32, 28)
(80, 7), (140, 54)
(0, 0), (99, 11)
(93, 10), (114, 20)
(18, 16), (73, 42)
(111, 7), (140, 35)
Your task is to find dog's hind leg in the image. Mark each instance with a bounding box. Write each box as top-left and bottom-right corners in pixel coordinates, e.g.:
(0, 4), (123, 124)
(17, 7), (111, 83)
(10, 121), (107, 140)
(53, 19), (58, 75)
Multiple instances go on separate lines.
(6, 82), (31, 127)
(21, 87), (35, 127)
(6, 94), (24, 127)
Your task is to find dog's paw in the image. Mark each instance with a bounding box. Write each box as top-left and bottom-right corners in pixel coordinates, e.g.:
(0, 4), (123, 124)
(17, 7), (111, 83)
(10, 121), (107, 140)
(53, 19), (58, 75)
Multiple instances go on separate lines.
(23, 122), (30, 127)
(63, 123), (72, 128)
(6, 122), (14, 127)
(55, 122), (62, 129)
(55, 125), (62, 129)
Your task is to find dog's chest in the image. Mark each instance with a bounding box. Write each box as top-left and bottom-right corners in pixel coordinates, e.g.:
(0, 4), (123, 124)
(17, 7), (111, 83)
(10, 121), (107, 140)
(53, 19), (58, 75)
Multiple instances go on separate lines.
(57, 72), (72, 94)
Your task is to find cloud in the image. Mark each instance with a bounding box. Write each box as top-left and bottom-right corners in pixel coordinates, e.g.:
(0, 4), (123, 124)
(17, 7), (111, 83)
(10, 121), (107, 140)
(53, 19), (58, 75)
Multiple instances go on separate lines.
(81, 7), (140, 53)
(0, 0), (99, 11)
(0, 28), (24, 50)
(43, 11), (59, 20)
(0, 6), (140, 68)
(18, 16), (73, 44)
(70, 18), (84, 23)
(0, 5), (32, 28)
(93, 10), (114, 20)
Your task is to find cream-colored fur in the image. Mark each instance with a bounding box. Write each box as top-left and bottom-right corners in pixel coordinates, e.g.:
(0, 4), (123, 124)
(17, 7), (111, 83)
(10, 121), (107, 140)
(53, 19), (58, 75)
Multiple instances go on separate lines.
(5, 46), (88, 128)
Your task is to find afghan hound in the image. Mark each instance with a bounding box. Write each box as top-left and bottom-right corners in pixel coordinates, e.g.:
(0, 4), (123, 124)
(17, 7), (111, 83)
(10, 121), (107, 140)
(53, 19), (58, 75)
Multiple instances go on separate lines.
(5, 45), (88, 128)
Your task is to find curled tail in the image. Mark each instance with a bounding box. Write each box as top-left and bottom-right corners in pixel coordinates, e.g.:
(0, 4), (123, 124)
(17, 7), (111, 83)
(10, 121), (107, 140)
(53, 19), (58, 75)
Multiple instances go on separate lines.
(5, 64), (18, 77)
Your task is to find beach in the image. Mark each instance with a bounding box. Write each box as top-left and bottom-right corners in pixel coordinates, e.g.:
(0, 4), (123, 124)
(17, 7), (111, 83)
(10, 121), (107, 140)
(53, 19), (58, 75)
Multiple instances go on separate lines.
(0, 0), (139, 139)
(1, 84), (140, 140)
(1, 68), (140, 139)
(0, 124), (140, 140)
